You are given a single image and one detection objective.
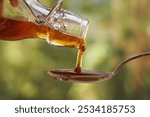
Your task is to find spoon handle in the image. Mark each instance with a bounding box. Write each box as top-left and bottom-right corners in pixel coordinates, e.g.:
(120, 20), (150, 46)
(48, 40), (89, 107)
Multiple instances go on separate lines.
(113, 52), (150, 75)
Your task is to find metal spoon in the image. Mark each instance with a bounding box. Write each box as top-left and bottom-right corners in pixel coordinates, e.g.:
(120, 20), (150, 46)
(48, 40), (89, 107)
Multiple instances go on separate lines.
(48, 52), (150, 83)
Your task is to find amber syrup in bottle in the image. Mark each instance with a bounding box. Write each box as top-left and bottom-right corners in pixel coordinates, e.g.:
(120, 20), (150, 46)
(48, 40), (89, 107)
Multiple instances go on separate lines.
(0, 17), (86, 73)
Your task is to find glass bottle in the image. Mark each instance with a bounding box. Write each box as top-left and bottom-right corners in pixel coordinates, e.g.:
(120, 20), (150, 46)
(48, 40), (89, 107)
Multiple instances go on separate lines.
(0, 0), (89, 73)
(0, 0), (89, 48)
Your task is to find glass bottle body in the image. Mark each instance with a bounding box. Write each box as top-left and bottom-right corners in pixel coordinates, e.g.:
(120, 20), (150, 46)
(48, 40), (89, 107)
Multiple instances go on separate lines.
(0, 0), (89, 73)
(0, 16), (85, 49)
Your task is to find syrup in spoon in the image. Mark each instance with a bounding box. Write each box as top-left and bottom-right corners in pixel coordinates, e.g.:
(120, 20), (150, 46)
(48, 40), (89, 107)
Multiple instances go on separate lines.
(48, 52), (150, 83)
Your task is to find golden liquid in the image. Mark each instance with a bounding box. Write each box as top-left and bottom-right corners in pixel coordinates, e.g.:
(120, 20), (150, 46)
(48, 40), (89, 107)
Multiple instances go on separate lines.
(0, 17), (86, 73)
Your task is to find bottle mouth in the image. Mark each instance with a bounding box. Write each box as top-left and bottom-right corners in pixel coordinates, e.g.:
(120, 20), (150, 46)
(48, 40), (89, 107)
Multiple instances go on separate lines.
(81, 18), (89, 39)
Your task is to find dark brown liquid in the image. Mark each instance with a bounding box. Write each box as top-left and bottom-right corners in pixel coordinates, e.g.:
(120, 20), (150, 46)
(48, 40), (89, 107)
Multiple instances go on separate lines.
(0, 17), (86, 73)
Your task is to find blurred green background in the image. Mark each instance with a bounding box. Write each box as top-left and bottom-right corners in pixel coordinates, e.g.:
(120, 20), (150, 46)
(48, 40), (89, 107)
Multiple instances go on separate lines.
(0, 0), (150, 99)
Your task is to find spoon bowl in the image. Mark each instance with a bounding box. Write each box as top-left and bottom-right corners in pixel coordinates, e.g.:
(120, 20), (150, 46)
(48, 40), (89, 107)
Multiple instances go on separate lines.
(48, 69), (114, 83)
